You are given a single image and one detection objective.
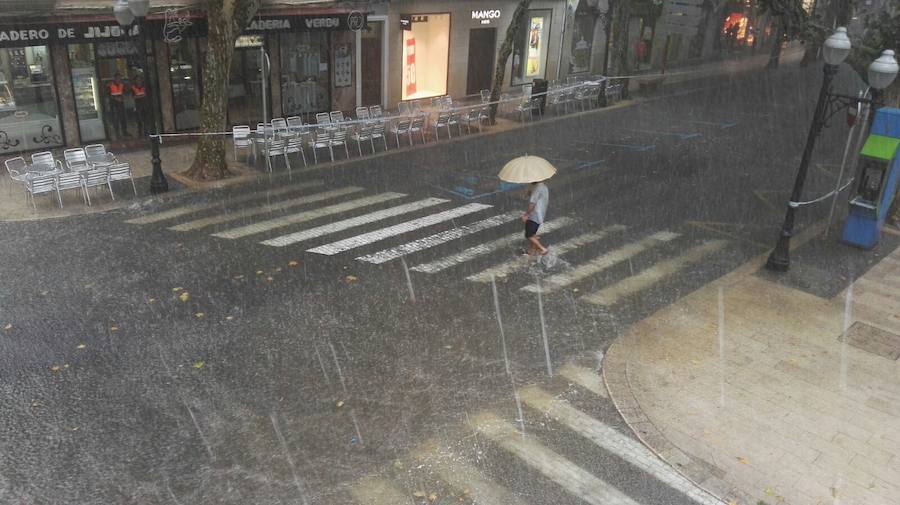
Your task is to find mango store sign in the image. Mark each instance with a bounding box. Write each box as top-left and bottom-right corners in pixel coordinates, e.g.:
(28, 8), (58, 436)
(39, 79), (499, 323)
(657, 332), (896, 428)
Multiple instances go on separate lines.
(472, 9), (501, 24)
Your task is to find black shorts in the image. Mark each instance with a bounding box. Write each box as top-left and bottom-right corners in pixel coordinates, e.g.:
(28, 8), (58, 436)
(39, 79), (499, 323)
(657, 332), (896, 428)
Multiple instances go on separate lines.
(525, 220), (540, 238)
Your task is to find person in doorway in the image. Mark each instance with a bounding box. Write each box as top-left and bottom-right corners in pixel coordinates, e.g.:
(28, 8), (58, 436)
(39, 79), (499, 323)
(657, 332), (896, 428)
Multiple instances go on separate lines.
(522, 180), (549, 256)
(131, 74), (148, 138)
(107, 73), (128, 139)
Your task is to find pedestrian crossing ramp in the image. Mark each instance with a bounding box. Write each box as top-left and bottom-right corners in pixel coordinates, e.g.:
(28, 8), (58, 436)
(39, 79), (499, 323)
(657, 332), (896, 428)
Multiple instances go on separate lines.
(125, 181), (731, 308)
(349, 369), (725, 505)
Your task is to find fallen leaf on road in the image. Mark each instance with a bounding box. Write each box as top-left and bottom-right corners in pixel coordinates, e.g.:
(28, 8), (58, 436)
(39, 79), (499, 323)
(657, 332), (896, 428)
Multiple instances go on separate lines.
(413, 491), (426, 498)
(110, 326), (119, 332)
(393, 460), (403, 469)
(194, 313), (205, 319)
(179, 292), (190, 302)
(256, 270), (264, 275)
(444, 345), (452, 349)
(225, 316), (234, 321)
(63, 364), (69, 369)
(288, 260), (299, 267)
(266, 276), (274, 282)
(274, 267), (282, 273)
(428, 493), (437, 502)
(336, 400), (344, 408)
(172, 287), (183, 292)
(192, 360), (205, 369)
(50, 365), (60, 372)
(737, 456), (749, 465)
(76, 343), (86, 350)
(148, 298), (157, 304)
(765, 488), (774, 495)
(345, 275), (358, 284)
(233, 274), (244, 280)
(3, 323), (11, 331)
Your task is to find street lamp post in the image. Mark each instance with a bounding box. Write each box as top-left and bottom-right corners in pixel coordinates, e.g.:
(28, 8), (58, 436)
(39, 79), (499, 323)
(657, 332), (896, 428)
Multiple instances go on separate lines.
(765, 28), (897, 272)
(114, 0), (168, 194)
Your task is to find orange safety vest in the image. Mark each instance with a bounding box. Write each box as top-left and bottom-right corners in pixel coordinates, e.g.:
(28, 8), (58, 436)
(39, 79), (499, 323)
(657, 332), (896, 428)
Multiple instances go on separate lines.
(109, 82), (125, 96)
(132, 85), (146, 98)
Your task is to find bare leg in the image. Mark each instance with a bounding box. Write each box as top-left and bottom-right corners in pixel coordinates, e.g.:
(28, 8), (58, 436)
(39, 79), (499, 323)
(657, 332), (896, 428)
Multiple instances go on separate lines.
(528, 235), (548, 255)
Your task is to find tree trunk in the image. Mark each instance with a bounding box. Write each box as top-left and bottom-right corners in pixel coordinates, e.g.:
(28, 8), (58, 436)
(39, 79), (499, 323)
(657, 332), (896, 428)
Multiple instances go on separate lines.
(608, 0), (632, 96)
(489, 0), (532, 124)
(766, 20), (785, 69)
(184, 0), (258, 181)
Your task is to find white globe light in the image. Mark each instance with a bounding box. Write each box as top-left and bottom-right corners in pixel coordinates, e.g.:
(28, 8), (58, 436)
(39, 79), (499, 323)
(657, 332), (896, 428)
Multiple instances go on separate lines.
(128, 0), (150, 18)
(823, 27), (851, 66)
(868, 50), (898, 90)
(113, 0), (135, 26)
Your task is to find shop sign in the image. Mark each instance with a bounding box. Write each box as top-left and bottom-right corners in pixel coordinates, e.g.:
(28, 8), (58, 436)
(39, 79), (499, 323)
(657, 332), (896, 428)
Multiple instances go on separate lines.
(0, 22), (140, 47)
(472, 9), (502, 24)
(244, 13), (368, 34)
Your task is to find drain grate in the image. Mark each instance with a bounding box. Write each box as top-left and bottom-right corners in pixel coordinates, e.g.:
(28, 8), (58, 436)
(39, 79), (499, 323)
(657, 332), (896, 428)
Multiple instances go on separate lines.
(840, 322), (900, 360)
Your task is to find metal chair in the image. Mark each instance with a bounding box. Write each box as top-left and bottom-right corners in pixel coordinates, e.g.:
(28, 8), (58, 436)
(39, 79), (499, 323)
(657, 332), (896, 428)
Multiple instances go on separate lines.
(329, 111), (345, 125)
(64, 148), (90, 172)
(315, 112), (331, 125)
(350, 123), (373, 156)
(232, 126), (252, 161)
(55, 172), (88, 208)
(31, 151), (63, 172)
(409, 116), (427, 145)
(24, 173), (56, 211)
(84, 144), (117, 167)
(284, 136), (307, 176)
(4, 157), (28, 196)
(286, 116), (304, 135)
(329, 129), (350, 160)
(462, 107), (487, 133)
(107, 162), (137, 198)
(308, 130), (332, 163)
(263, 138), (287, 173)
(432, 112), (452, 140)
(370, 121), (388, 152)
(81, 165), (114, 206)
(480, 89), (491, 104)
(431, 96), (444, 109)
(272, 117), (291, 139)
(448, 110), (462, 136)
(442, 96), (453, 109)
(398, 102), (410, 116)
(369, 105), (383, 118)
(356, 106), (370, 121)
(390, 119), (411, 148)
(253, 123), (272, 161)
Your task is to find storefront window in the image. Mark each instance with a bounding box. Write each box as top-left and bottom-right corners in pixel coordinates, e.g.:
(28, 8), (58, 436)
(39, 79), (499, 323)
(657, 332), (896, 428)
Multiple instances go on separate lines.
(169, 39), (202, 130)
(229, 36), (265, 126)
(401, 13), (450, 101)
(512, 10), (552, 85)
(569, 7), (595, 74)
(280, 32), (330, 117)
(0, 45), (63, 154)
(68, 43), (105, 142)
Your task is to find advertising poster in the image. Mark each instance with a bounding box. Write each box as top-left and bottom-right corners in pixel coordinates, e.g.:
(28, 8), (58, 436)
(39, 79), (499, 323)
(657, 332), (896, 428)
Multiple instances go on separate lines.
(526, 16), (544, 77)
(404, 37), (417, 97)
(334, 43), (352, 87)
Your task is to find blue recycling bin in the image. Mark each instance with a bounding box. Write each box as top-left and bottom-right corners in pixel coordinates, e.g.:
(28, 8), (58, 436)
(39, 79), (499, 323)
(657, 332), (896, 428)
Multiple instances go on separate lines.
(841, 108), (900, 249)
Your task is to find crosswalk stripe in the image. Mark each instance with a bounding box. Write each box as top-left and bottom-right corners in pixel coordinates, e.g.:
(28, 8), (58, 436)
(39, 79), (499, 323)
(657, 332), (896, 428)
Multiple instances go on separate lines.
(168, 187), (364, 231)
(260, 198), (450, 247)
(521, 230), (679, 294)
(307, 203), (493, 256)
(350, 477), (411, 505)
(413, 439), (531, 505)
(472, 412), (639, 505)
(356, 211), (520, 264)
(559, 363), (608, 398)
(125, 180), (324, 224)
(581, 239), (728, 306)
(467, 225), (627, 283)
(410, 217), (576, 274)
(211, 192), (410, 240)
(519, 387), (724, 505)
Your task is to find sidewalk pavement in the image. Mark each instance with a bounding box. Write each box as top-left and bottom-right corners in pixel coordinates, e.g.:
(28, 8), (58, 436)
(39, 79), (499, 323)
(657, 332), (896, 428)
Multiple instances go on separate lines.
(604, 223), (900, 505)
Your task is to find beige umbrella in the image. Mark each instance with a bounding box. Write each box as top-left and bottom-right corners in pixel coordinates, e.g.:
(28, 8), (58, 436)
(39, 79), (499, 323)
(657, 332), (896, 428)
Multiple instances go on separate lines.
(497, 155), (557, 183)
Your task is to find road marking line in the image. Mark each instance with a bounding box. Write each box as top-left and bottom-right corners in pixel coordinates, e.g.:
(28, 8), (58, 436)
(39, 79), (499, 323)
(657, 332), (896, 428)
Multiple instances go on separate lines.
(125, 181), (323, 224)
(559, 363), (608, 398)
(357, 212), (520, 264)
(472, 412), (639, 505)
(467, 225), (627, 283)
(168, 187), (364, 231)
(410, 217), (575, 274)
(413, 439), (530, 505)
(260, 198), (449, 247)
(211, 192), (410, 240)
(519, 387), (724, 505)
(521, 231), (679, 294)
(307, 203), (492, 256)
(581, 240), (727, 306)
(350, 477), (411, 505)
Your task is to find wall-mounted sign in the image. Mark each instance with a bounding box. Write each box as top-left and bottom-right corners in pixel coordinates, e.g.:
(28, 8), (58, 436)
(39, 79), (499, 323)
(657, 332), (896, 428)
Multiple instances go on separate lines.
(0, 23), (140, 47)
(472, 9), (502, 24)
(400, 15), (412, 31)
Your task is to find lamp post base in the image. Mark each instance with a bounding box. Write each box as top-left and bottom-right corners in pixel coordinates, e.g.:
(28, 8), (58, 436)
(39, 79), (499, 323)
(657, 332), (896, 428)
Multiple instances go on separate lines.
(148, 135), (169, 194)
(765, 234), (791, 271)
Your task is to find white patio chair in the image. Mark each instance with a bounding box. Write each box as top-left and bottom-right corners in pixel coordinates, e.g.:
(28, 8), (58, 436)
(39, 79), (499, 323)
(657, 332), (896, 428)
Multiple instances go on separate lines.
(351, 124), (373, 156)
(431, 96), (444, 110)
(25, 173), (56, 211)
(55, 172), (88, 208)
(315, 112), (331, 125)
(308, 130), (331, 163)
(232, 126), (252, 161)
(329, 129), (350, 160)
(272, 117), (291, 139)
(84, 144), (117, 167)
(355, 106), (370, 120)
(263, 138), (287, 173)
(253, 123), (272, 160)
(443, 96), (453, 109)
(284, 136), (307, 176)
(286, 116), (304, 135)
(390, 119), (411, 148)
(31, 151), (63, 173)
(64, 148), (90, 172)
(4, 157), (28, 196)
(329, 111), (345, 125)
(432, 112), (452, 140)
(398, 102), (410, 116)
(107, 162), (137, 198)
(370, 121), (388, 152)
(81, 165), (114, 206)
(409, 116), (426, 145)
(369, 105), (383, 118)
(462, 107), (486, 133)
(480, 89), (491, 104)
(448, 110), (462, 136)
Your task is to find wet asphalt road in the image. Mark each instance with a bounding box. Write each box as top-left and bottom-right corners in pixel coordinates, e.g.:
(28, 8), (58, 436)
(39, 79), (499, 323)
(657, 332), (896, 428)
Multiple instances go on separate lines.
(0, 62), (865, 504)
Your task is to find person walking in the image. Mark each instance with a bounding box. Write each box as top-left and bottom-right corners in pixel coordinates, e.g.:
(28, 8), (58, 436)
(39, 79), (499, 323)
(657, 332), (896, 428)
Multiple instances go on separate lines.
(130, 74), (148, 138)
(107, 73), (128, 139)
(523, 180), (549, 256)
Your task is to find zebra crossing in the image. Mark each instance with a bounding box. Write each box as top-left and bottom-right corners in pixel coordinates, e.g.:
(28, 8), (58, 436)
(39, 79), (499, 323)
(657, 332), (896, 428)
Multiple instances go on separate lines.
(125, 182), (735, 309)
(348, 364), (725, 505)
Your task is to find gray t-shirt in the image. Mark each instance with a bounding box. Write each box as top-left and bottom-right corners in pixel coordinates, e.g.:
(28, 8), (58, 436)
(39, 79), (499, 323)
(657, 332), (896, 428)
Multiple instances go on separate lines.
(529, 183), (549, 224)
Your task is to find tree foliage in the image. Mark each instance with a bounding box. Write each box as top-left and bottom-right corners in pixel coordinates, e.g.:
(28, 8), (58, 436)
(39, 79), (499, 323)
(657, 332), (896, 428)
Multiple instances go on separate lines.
(489, 0), (532, 123)
(183, 0), (259, 181)
(759, 0), (809, 67)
